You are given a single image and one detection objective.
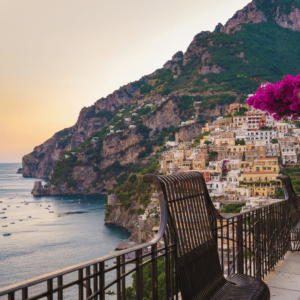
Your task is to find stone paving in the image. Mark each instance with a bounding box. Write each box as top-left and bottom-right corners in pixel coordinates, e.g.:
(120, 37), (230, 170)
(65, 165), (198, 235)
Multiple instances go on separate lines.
(264, 251), (300, 300)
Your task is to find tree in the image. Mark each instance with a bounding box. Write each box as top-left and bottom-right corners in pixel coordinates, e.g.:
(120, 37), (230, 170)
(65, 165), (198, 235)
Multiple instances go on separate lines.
(204, 140), (212, 153)
(271, 138), (278, 144)
(236, 139), (245, 145)
(129, 174), (137, 183)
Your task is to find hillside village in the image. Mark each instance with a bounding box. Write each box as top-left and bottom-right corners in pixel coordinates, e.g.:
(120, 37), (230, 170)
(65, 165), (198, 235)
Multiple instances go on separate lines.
(125, 96), (300, 222)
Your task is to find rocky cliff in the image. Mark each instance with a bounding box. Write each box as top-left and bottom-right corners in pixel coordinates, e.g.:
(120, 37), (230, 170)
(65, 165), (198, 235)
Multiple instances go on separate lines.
(105, 205), (160, 243)
(219, 0), (300, 34)
(23, 0), (300, 186)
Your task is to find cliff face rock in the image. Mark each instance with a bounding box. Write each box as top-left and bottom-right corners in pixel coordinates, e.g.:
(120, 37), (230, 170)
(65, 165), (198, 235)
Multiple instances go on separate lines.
(105, 205), (140, 241)
(143, 100), (180, 136)
(22, 80), (145, 178)
(198, 65), (224, 75)
(219, 0), (300, 34)
(105, 205), (160, 243)
(175, 123), (203, 143)
(220, 2), (267, 34)
(274, 5), (300, 31)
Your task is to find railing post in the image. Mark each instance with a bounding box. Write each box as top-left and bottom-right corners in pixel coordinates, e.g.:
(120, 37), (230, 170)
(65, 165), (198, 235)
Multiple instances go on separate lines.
(135, 249), (143, 300)
(254, 210), (262, 279)
(237, 215), (244, 274)
(22, 288), (28, 300)
(99, 262), (105, 300)
(8, 292), (14, 300)
(152, 244), (158, 300)
(121, 255), (126, 300)
(78, 269), (84, 300)
(58, 275), (63, 300)
(47, 279), (53, 300)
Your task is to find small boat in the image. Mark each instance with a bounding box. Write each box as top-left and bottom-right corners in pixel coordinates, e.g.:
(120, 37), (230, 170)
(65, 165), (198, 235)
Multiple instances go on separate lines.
(7, 205), (10, 207)
(44, 208), (48, 209)
(49, 211), (54, 213)
(104, 263), (108, 267)
(2, 208), (7, 210)
(40, 205), (42, 206)
(24, 203), (28, 205)
(3, 233), (10, 236)
(0, 212), (5, 214)
(9, 198), (12, 199)
(48, 205), (51, 207)
(16, 206), (20, 208)
(28, 216), (31, 218)
(2, 225), (8, 227)
(1, 217), (7, 219)
(10, 222), (15, 224)
(19, 219), (23, 221)
(58, 215), (61, 217)
(0, 201), (2, 203)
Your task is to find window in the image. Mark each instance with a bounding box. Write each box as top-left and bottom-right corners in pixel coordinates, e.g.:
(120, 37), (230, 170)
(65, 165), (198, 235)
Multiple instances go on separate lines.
(265, 177), (268, 180)
(256, 167), (260, 171)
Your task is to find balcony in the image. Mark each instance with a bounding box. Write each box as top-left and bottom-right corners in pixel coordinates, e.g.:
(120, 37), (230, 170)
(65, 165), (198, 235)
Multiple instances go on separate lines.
(0, 174), (299, 299)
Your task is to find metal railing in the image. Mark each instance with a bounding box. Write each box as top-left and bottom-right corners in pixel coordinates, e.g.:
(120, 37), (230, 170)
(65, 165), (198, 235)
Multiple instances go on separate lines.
(0, 181), (292, 300)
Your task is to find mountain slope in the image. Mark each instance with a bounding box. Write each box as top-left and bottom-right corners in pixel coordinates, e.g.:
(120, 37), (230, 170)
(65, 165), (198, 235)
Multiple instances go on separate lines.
(23, 0), (300, 186)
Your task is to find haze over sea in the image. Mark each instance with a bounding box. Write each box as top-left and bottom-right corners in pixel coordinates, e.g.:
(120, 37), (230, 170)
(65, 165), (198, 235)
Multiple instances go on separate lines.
(0, 163), (130, 290)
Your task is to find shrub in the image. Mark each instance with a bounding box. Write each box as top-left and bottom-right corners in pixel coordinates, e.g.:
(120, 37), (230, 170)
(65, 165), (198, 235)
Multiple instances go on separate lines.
(140, 84), (153, 94)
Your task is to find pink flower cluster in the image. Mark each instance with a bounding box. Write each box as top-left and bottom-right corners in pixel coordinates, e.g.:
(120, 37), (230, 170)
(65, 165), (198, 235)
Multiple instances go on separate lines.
(247, 75), (300, 120)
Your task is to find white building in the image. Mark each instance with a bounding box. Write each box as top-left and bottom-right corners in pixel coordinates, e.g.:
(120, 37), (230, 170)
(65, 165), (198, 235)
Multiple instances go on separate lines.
(281, 145), (298, 163)
(129, 125), (136, 129)
(266, 143), (280, 157)
(245, 130), (277, 143)
(124, 118), (131, 122)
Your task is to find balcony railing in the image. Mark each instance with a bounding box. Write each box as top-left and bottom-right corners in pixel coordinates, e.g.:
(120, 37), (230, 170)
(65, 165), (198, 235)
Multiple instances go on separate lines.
(0, 176), (293, 300)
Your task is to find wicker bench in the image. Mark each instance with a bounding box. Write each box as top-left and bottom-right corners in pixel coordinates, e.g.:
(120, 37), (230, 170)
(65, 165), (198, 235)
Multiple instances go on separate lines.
(144, 172), (270, 300)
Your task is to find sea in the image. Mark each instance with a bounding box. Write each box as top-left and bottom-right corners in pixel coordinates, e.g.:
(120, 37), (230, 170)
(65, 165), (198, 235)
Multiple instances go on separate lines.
(0, 163), (131, 296)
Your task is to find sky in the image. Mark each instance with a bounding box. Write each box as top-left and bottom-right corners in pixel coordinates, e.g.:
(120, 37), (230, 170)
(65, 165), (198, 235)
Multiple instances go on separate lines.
(0, 0), (250, 163)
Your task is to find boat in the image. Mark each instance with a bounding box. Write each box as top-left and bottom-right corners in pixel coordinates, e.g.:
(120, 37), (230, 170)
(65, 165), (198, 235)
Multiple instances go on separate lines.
(0, 212), (5, 214)
(104, 263), (108, 267)
(19, 219), (23, 221)
(1, 217), (7, 219)
(58, 215), (61, 217)
(48, 205), (51, 207)
(7, 205), (10, 207)
(3, 233), (10, 236)
(24, 203), (28, 205)
(28, 216), (31, 218)
(49, 211), (54, 213)
(2, 208), (7, 210)
(16, 206), (20, 208)
(105, 290), (115, 295)
(10, 222), (15, 224)
(0, 201), (2, 203)
(2, 225), (7, 227)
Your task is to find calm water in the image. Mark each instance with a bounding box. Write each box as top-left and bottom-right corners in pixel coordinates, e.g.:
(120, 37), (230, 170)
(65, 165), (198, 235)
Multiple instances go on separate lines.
(0, 163), (130, 291)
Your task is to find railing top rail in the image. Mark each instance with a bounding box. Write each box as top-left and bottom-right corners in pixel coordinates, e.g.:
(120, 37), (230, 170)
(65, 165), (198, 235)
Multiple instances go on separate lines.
(220, 198), (288, 220)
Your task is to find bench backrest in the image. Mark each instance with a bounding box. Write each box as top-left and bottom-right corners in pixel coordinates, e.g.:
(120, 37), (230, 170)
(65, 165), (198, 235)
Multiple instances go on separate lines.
(146, 172), (226, 300)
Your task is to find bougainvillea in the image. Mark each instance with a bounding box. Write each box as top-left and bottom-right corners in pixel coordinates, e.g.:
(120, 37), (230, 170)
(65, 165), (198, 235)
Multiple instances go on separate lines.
(246, 75), (300, 120)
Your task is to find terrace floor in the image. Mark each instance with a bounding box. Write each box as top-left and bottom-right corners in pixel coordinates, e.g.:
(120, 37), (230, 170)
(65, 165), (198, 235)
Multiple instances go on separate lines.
(264, 251), (300, 300)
